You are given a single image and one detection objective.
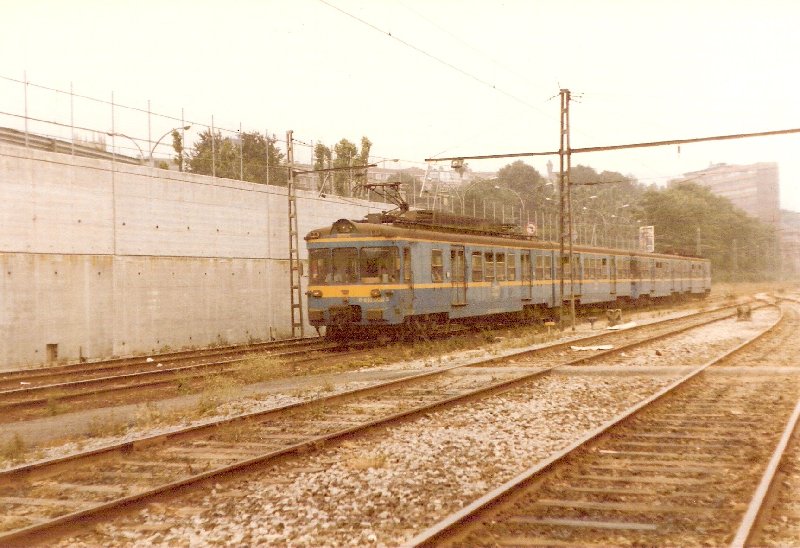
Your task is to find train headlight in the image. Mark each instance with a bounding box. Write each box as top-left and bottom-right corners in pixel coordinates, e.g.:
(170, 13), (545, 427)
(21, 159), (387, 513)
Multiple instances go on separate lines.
(370, 289), (381, 298)
(311, 290), (322, 298)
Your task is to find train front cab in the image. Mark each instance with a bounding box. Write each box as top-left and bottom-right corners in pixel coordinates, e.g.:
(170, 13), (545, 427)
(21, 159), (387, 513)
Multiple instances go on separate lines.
(306, 239), (408, 335)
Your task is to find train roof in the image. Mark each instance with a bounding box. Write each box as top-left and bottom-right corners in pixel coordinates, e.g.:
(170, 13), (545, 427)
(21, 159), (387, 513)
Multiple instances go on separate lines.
(306, 210), (708, 262)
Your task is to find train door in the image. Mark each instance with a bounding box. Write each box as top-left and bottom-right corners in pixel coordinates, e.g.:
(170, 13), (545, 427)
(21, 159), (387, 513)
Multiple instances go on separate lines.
(521, 251), (533, 300)
(649, 259), (656, 294)
(609, 255), (617, 294)
(450, 246), (467, 306)
(670, 260), (676, 292)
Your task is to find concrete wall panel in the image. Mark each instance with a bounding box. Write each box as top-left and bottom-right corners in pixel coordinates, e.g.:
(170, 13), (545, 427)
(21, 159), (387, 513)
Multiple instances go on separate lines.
(1, 143), (384, 368)
(0, 253), (114, 366)
(0, 146), (114, 254)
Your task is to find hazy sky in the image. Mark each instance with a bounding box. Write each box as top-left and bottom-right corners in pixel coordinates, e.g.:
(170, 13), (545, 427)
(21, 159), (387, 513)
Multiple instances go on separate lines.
(2, 0), (799, 209)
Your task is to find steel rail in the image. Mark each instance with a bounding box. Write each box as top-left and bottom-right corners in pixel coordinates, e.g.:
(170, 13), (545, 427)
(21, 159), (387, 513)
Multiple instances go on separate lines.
(730, 398), (800, 548)
(405, 304), (786, 547)
(0, 336), (319, 383)
(0, 300), (751, 473)
(0, 344), (338, 420)
(0, 302), (750, 422)
(0, 302), (767, 544)
(0, 343), (331, 401)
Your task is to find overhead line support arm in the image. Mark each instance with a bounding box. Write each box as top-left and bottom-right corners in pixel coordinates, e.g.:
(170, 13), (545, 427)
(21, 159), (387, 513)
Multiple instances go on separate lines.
(424, 127), (800, 163)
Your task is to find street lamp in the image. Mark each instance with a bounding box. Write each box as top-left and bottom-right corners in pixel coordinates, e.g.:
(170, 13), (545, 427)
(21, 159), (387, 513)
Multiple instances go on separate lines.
(150, 125), (191, 167)
(494, 185), (525, 224)
(581, 206), (611, 246)
(106, 124), (191, 167)
(105, 131), (144, 163)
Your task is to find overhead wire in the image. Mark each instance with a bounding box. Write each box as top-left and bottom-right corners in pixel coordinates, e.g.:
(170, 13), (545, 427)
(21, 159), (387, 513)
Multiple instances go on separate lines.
(316, 0), (551, 119)
(393, 0), (543, 90)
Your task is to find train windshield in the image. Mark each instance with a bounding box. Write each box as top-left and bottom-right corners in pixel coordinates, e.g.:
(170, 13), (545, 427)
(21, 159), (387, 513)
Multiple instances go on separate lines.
(360, 247), (399, 284)
(332, 248), (359, 283)
(309, 246), (398, 284)
(309, 249), (332, 284)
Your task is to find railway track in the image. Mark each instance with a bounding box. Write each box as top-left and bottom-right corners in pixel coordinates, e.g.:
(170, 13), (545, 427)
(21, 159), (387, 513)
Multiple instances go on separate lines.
(0, 337), (322, 389)
(407, 303), (800, 547)
(0, 300), (772, 544)
(0, 339), (340, 422)
(0, 301), (749, 423)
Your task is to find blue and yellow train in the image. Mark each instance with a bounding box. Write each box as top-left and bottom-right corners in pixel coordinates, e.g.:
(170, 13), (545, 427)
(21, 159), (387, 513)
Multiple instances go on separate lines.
(305, 210), (711, 338)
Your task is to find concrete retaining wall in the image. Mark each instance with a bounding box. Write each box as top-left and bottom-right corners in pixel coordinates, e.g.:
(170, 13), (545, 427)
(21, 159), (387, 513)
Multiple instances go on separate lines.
(0, 143), (382, 369)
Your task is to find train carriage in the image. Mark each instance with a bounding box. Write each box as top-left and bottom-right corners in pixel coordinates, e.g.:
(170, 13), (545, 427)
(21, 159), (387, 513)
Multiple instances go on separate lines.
(305, 211), (710, 338)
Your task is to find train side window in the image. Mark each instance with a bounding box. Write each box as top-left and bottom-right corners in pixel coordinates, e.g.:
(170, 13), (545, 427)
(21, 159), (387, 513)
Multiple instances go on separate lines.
(403, 247), (411, 283)
(471, 252), (483, 282)
(496, 252), (506, 281)
(507, 253), (516, 281)
(360, 246), (398, 283)
(484, 252), (495, 281)
(431, 249), (444, 283)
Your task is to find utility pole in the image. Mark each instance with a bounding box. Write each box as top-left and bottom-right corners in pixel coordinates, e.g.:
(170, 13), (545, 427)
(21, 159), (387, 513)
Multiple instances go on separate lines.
(559, 88), (576, 331)
(286, 130), (305, 338)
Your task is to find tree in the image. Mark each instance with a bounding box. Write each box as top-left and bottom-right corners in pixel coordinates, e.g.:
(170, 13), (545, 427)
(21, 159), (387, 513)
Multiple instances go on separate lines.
(496, 160), (546, 196)
(327, 136), (372, 196)
(171, 130), (185, 172)
(186, 129), (286, 185)
(639, 182), (777, 280)
(354, 136), (372, 188)
(313, 143), (333, 192)
(332, 138), (358, 196)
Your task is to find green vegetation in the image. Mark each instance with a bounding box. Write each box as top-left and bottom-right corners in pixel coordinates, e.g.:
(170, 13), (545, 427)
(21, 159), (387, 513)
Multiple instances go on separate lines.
(1, 433), (26, 464)
(314, 136), (372, 196)
(488, 160), (778, 282)
(186, 129), (287, 185)
(639, 182), (777, 281)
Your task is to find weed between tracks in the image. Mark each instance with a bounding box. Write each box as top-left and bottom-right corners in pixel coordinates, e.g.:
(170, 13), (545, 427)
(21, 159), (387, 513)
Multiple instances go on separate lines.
(190, 355), (288, 418)
(347, 452), (388, 471)
(0, 433), (25, 464)
(86, 412), (128, 438)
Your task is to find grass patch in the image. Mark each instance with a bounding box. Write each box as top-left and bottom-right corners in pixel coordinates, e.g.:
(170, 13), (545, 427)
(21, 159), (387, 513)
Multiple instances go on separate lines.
(0, 433), (26, 464)
(232, 355), (292, 384)
(190, 371), (240, 418)
(347, 452), (387, 471)
(86, 413), (128, 438)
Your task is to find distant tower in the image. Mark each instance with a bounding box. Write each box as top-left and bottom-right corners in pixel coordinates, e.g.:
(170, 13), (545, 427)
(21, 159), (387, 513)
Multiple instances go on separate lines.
(546, 159), (555, 182)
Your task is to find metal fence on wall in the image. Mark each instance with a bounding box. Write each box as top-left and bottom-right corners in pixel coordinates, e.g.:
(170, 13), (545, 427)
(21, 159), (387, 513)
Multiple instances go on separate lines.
(0, 73), (325, 184)
(0, 73), (640, 249)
